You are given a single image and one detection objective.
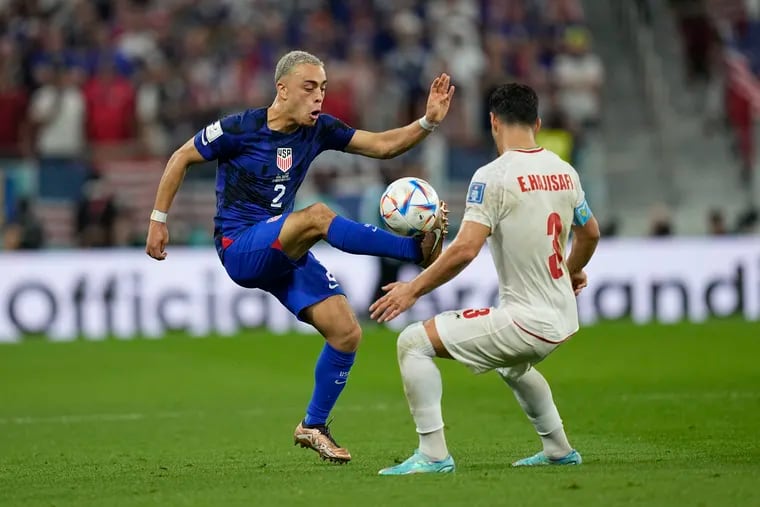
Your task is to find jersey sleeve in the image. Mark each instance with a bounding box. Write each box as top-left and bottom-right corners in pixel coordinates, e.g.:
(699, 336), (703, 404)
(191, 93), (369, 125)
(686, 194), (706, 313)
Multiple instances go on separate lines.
(571, 171), (593, 226)
(462, 170), (508, 230)
(317, 114), (356, 152)
(193, 113), (246, 161)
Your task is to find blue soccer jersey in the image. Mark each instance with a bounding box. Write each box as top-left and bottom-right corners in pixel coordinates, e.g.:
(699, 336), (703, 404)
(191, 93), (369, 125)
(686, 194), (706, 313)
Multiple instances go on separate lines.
(193, 107), (355, 253)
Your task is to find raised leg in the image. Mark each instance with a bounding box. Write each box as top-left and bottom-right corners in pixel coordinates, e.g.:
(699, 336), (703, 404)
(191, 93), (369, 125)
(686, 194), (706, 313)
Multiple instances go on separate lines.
(277, 202), (445, 267)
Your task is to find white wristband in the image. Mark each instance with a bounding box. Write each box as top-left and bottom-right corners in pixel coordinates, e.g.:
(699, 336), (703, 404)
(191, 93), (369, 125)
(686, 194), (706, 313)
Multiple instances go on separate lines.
(418, 116), (438, 132)
(150, 209), (168, 223)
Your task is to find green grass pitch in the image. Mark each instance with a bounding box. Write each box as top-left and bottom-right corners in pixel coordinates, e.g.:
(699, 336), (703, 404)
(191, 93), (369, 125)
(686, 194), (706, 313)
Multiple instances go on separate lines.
(1, 320), (759, 507)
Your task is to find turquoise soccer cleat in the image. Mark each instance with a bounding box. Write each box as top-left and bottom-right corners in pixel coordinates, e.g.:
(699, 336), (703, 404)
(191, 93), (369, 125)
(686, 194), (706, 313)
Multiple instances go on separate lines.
(378, 450), (456, 475)
(512, 449), (582, 467)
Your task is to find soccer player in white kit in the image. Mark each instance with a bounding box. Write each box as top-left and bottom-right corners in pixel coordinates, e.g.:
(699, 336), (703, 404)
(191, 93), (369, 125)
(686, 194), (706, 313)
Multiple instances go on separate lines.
(369, 83), (601, 475)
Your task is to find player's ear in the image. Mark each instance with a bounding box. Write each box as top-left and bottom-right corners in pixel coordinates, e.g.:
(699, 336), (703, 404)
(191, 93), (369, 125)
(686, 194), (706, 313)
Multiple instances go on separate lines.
(534, 117), (542, 135)
(276, 81), (287, 100)
(490, 112), (498, 135)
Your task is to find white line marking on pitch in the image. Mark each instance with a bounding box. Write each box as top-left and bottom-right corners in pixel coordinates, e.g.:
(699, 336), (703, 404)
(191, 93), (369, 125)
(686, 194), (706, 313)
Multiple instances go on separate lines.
(1, 392), (756, 426)
(0, 411), (188, 425)
(619, 391), (759, 401)
(1, 391), (756, 426)
(0, 403), (396, 425)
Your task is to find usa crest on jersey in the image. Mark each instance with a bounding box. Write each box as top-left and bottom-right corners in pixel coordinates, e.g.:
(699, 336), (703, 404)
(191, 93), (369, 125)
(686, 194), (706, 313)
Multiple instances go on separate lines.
(276, 147), (293, 172)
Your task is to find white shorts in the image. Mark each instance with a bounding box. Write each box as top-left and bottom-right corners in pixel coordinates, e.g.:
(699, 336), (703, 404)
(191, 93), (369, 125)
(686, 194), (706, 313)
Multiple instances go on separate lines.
(434, 306), (568, 376)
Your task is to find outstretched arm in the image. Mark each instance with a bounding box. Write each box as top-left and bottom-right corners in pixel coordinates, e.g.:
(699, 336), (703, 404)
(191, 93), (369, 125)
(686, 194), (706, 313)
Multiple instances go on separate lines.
(407, 221), (489, 298)
(369, 221), (490, 322)
(145, 138), (206, 260)
(346, 73), (455, 159)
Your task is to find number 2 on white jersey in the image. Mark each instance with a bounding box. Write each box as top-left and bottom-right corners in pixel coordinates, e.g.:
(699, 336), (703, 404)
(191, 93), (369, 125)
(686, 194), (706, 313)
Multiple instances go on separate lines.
(271, 184), (286, 208)
(547, 212), (563, 279)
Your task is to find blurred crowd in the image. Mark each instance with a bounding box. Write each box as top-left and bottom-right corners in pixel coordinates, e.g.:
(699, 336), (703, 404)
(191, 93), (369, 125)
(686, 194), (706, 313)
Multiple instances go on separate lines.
(635, 0), (760, 236)
(1, 0), (757, 247)
(0, 0), (601, 153)
(669, 0), (760, 184)
(5, 0), (755, 248)
(1, 0), (607, 249)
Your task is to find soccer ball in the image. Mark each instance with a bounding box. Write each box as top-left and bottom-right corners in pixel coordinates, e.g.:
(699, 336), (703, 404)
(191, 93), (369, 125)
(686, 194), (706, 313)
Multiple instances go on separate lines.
(379, 177), (440, 236)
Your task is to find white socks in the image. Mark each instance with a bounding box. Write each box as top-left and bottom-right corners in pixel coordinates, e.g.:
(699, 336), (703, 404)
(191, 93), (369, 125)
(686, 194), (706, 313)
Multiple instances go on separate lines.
(498, 366), (572, 459)
(397, 322), (449, 461)
(396, 322), (572, 462)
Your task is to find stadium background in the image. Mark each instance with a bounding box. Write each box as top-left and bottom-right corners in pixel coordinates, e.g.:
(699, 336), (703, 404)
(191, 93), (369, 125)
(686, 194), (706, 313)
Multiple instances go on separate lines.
(1, 1), (759, 506)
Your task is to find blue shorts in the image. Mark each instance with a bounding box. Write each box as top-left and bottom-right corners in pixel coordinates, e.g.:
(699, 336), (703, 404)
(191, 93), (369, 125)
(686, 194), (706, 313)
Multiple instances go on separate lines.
(220, 213), (345, 320)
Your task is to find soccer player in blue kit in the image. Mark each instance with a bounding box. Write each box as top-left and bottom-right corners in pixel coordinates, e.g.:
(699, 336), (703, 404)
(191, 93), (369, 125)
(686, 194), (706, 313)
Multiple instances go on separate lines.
(145, 51), (454, 463)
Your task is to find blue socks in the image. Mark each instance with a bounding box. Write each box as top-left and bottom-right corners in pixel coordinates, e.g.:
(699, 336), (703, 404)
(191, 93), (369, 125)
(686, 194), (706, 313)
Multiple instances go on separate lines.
(304, 343), (356, 426)
(326, 216), (422, 264)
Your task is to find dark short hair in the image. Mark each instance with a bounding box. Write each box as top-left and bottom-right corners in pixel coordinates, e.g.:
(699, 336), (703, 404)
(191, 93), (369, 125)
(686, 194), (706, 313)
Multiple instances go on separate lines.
(489, 83), (539, 126)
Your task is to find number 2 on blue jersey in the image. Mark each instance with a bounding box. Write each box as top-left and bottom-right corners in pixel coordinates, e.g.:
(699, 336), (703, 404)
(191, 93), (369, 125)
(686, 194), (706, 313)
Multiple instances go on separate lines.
(271, 184), (286, 208)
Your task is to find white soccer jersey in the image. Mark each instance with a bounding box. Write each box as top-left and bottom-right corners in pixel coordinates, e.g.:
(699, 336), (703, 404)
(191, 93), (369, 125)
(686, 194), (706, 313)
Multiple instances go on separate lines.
(463, 147), (591, 342)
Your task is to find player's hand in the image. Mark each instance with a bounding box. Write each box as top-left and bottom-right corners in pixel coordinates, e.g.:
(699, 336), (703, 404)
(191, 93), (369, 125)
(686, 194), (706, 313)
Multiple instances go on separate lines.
(146, 221), (169, 261)
(369, 281), (418, 323)
(424, 73), (455, 125)
(570, 270), (587, 296)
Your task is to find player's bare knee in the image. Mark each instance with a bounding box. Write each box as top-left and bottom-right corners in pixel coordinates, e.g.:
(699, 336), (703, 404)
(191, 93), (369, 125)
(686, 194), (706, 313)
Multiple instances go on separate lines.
(331, 322), (362, 352)
(304, 202), (337, 236)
